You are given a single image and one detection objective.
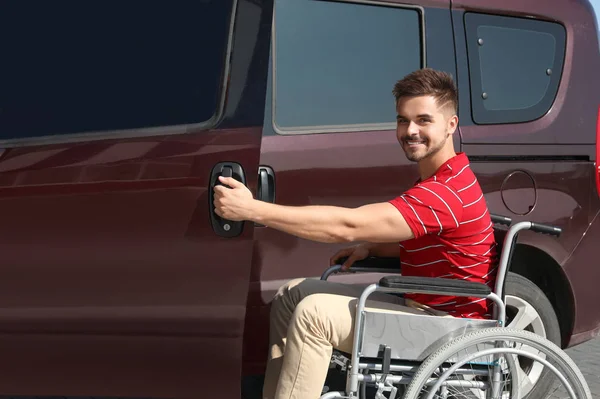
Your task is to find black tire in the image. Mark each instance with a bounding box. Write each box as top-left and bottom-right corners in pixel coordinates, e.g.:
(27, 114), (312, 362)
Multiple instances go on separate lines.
(504, 272), (562, 398)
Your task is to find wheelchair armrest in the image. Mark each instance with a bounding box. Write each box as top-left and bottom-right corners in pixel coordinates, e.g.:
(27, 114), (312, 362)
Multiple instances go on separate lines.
(379, 275), (492, 297)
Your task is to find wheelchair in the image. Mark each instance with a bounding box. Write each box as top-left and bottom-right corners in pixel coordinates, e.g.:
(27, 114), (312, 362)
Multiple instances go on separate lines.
(318, 214), (591, 399)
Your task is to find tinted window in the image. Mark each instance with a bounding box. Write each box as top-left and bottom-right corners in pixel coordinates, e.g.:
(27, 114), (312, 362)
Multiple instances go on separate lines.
(465, 13), (566, 124)
(0, 1), (234, 140)
(273, 0), (422, 132)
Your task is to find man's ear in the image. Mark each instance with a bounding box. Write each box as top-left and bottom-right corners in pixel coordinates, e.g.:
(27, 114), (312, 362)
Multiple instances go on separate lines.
(447, 114), (459, 134)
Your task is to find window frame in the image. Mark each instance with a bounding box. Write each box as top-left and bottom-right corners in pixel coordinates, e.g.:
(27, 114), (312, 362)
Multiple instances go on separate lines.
(465, 12), (566, 125)
(0, 0), (240, 148)
(271, 0), (426, 135)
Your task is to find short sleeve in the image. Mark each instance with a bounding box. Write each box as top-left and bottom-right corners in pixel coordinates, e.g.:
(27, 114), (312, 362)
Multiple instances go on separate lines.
(389, 182), (463, 238)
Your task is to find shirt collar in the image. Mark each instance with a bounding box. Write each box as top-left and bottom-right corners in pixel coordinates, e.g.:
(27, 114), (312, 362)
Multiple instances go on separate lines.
(418, 153), (469, 184)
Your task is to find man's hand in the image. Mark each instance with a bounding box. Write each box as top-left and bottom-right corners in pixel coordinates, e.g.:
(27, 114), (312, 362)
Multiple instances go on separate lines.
(213, 176), (256, 221)
(330, 243), (371, 271)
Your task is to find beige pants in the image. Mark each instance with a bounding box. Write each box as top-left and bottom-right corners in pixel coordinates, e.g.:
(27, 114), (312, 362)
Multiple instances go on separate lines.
(262, 278), (449, 399)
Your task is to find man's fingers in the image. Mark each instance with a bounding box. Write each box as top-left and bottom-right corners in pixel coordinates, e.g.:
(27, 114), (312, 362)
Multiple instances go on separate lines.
(213, 185), (226, 196)
(330, 249), (350, 266)
(341, 254), (358, 271)
(219, 176), (243, 188)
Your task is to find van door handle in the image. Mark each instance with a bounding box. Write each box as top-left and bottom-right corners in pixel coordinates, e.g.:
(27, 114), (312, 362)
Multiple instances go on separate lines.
(257, 166), (275, 204)
(255, 166), (275, 228)
(209, 162), (246, 238)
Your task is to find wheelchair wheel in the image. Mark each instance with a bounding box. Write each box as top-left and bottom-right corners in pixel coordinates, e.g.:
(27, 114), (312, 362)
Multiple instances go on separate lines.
(403, 327), (591, 399)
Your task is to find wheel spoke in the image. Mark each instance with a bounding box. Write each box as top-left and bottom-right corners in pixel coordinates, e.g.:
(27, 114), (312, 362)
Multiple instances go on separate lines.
(509, 301), (539, 331)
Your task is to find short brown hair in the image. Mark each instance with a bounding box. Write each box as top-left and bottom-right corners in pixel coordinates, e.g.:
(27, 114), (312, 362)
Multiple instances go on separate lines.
(393, 68), (458, 114)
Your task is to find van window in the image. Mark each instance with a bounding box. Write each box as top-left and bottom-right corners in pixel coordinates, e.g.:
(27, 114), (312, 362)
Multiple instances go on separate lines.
(465, 13), (566, 124)
(272, 0), (423, 133)
(0, 1), (234, 140)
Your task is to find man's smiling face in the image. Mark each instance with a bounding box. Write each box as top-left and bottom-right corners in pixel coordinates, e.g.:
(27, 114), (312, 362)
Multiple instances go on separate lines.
(395, 95), (457, 163)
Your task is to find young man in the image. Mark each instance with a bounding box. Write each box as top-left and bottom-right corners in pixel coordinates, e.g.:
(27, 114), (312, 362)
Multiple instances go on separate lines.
(214, 68), (496, 399)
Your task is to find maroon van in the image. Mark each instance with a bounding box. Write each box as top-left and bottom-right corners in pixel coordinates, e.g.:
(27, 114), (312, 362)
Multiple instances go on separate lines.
(0, 0), (598, 398)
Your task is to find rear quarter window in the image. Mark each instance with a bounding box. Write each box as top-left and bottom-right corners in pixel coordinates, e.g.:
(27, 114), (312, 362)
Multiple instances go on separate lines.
(465, 13), (566, 125)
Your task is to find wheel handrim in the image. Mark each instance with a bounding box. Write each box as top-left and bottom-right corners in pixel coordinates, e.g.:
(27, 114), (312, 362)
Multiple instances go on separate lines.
(505, 294), (547, 396)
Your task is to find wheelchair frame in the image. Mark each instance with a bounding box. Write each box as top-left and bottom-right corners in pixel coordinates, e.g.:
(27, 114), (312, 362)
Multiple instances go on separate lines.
(318, 214), (568, 399)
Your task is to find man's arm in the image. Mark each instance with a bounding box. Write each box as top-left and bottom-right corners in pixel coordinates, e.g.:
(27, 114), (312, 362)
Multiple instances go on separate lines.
(213, 176), (414, 244)
(250, 201), (414, 243)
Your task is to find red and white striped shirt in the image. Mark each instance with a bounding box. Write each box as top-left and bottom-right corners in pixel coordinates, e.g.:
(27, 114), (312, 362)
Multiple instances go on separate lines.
(389, 152), (496, 319)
